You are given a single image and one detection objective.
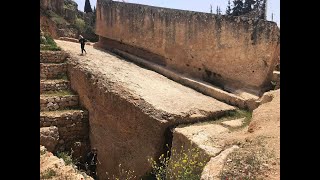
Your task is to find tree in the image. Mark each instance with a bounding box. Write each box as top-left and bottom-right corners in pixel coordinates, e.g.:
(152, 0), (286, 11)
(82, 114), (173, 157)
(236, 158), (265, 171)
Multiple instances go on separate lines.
(226, 0), (232, 15)
(232, 0), (244, 16)
(243, 0), (256, 14)
(84, 0), (93, 13)
(260, 0), (267, 19)
(252, 0), (266, 19)
(210, 4), (213, 14)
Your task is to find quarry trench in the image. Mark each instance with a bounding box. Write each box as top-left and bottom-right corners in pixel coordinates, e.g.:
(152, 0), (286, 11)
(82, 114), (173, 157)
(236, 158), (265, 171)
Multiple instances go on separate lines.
(55, 40), (248, 179)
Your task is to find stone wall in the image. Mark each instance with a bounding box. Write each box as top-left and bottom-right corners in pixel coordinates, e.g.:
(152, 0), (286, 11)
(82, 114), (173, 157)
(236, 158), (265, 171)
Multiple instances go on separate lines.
(96, 0), (280, 95)
(40, 63), (67, 79)
(40, 80), (70, 93)
(40, 111), (89, 152)
(40, 95), (78, 111)
(40, 51), (69, 63)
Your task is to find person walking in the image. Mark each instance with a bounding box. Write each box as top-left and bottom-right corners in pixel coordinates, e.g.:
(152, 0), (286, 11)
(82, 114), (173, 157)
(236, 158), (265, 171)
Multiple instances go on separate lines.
(79, 35), (87, 55)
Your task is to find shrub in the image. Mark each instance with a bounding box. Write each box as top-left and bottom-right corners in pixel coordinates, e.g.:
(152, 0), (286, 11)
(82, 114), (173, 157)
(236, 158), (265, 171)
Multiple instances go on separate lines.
(75, 18), (86, 33)
(149, 146), (206, 180)
(40, 168), (56, 179)
(40, 34), (61, 51)
(56, 151), (73, 166)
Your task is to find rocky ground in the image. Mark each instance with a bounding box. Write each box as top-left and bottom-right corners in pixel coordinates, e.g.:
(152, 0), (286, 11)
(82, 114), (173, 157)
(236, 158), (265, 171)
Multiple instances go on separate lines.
(40, 146), (93, 180)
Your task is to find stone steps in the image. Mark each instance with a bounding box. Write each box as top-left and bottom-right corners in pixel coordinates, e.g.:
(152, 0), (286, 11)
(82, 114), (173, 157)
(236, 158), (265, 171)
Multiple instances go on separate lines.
(40, 110), (89, 142)
(40, 50), (68, 63)
(40, 110), (88, 128)
(40, 63), (67, 79)
(40, 94), (79, 111)
(40, 79), (70, 93)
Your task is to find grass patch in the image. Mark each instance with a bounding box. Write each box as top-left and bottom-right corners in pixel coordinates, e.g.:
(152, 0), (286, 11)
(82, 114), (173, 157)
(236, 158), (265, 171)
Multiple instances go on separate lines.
(42, 90), (75, 96)
(61, 74), (69, 80)
(40, 34), (61, 51)
(40, 168), (56, 179)
(40, 148), (46, 156)
(179, 109), (252, 129)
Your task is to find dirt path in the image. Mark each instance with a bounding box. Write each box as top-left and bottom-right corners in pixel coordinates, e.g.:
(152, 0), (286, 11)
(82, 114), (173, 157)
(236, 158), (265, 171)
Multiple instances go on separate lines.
(56, 40), (235, 118)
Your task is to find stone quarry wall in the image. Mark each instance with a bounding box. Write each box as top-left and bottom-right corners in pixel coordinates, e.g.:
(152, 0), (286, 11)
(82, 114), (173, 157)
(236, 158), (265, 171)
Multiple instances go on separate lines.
(96, 0), (280, 94)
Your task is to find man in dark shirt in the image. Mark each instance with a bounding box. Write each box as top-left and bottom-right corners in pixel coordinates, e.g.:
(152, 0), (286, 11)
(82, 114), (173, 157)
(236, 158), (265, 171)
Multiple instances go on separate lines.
(79, 35), (87, 55)
(86, 147), (100, 179)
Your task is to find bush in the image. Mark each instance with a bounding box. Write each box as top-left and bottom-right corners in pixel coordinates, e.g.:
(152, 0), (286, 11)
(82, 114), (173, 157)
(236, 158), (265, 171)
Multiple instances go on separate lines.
(56, 151), (73, 165)
(74, 18), (86, 33)
(40, 34), (61, 51)
(40, 168), (56, 179)
(149, 146), (206, 180)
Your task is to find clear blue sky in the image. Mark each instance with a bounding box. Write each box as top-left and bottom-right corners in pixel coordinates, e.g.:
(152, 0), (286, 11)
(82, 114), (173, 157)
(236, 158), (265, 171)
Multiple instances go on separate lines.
(75, 0), (279, 27)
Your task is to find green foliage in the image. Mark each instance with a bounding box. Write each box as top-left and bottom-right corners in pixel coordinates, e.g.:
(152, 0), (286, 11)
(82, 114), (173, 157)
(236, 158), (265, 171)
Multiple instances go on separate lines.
(56, 151), (73, 166)
(149, 146), (206, 180)
(106, 164), (137, 180)
(232, 0), (244, 16)
(40, 34), (61, 51)
(40, 168), (56, 179)
(226, 0), (232, 15)
(84, 0), (93, 13)
(74, 18), (86, 33)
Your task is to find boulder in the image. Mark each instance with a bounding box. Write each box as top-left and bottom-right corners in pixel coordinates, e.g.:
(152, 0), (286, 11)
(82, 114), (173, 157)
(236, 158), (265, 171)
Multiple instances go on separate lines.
(40, 126), (59, 152)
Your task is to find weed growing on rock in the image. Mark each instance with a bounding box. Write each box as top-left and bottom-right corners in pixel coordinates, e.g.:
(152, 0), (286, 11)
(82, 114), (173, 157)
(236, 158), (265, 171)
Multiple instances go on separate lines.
(149, 145), (206, 180)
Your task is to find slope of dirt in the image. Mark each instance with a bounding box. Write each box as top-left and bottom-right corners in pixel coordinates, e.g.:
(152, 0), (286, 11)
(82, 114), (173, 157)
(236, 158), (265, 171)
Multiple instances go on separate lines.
(221, 89), (280, 179)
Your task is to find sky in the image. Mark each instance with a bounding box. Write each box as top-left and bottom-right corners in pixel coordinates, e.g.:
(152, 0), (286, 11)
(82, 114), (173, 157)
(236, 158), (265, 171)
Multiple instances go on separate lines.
(75, 0), (279, 27)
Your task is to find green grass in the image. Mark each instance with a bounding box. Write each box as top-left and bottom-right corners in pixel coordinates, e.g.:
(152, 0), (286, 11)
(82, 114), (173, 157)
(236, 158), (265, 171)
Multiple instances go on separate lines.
(42, 90), (75, 96)
(40, 34), (61, 51)
(179, 109), (252, 130)
(40, 168), (56, 179)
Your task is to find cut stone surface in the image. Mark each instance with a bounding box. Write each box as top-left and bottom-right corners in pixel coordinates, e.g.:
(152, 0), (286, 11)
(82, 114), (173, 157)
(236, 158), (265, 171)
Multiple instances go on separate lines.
(221, 118), (245, 128)
(56, 40), (236, 179)
(173, 124), (230, 157)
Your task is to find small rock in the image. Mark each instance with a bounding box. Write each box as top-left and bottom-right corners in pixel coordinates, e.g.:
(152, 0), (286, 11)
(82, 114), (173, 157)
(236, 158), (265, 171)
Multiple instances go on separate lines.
(227, 159), (232, 162)
(263, 163), (269, 167)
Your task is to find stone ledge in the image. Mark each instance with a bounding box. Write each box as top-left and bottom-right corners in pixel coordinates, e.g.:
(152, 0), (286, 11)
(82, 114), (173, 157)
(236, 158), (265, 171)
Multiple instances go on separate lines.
(40, 79), (70, 92)
(40, 63), (67, 79)
(112, 49), (261, 110)
(40, 95), (79, 111)
(40, 50), (69, 63)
